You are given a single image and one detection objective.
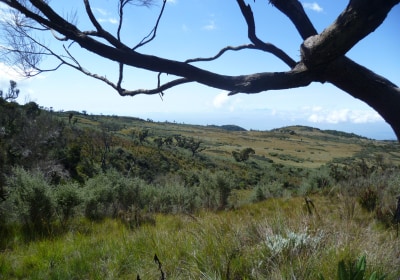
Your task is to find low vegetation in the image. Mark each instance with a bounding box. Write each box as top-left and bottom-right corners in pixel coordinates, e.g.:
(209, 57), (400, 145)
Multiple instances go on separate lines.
(1, 82), (400, 279)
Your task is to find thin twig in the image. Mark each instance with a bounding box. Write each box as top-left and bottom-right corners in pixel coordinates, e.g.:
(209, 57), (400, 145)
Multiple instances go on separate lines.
(185, 44), (256, 63)
(133, 0), (167, 50)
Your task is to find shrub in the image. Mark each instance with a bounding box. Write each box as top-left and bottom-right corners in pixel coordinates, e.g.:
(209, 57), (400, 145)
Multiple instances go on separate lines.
(232, 147), (255, 162)
(265, 228), (324, 259)
(319, 255), (386, 280)
(359, 188), (378, 212)
(8, 167), (55, 233)
(55, 183), (82, 224)
(216, 175), (231, 210)
(252, 186), (266, 202)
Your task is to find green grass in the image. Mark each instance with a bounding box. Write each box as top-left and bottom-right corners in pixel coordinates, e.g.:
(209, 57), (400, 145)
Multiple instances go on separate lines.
(1, 196), (398, 279)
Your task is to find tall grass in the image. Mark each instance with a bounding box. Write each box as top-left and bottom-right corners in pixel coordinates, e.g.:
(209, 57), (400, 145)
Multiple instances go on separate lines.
(1, 196), (399, 279)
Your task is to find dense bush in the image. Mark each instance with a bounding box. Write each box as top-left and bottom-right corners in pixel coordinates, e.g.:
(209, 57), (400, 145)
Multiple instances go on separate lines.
(55, 182), (82, 224)
(84, 171), (119, 220)
(7, 167), (55, 232)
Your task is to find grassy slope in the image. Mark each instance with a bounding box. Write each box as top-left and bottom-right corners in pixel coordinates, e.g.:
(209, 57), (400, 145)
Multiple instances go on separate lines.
(1, 195), (399, 279)
(2, 112), (399, 279)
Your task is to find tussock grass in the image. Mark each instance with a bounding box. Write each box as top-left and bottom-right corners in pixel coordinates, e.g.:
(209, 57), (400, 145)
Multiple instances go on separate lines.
(1, 196), (399, 279)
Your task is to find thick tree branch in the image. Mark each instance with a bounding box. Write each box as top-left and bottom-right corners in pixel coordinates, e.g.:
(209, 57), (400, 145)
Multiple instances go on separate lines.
(326, 57), (400, 139)
(301, 0), (400, 68)
(269, 0), (318, 40)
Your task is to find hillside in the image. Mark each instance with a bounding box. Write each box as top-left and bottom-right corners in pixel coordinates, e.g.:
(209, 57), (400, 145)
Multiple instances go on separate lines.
(65, 112), (400, 169)
(2, 102), (400, 278)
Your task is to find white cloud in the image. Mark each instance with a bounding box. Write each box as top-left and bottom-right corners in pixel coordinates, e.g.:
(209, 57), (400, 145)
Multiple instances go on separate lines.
(306, 107), (382, 124)
(302, 2), (323, 13)
(213, 92), (229, 108)
(167, 0), (177, 4)
(98, 18), (118, 24)
(94, 7), (118, 24)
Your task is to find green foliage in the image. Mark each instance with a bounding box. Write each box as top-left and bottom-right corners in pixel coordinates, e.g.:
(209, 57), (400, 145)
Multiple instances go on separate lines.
(55, 183), (82, 224)
(216, 175), (231, 209)
(174, 135), (205, 156)
(232, 147), (255, 162)
(84, 171), (118, 220)
(0, 196), (398, 278)
(1, 98), (400, 278)
(252, 186), (266, 202)
(319, 255), (386, 280)
(8, 167), (55, 233)
(0, 80), (19, 101)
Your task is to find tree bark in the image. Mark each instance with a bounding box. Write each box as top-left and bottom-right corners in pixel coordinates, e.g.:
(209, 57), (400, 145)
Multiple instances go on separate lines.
(325, 57), (400, 139)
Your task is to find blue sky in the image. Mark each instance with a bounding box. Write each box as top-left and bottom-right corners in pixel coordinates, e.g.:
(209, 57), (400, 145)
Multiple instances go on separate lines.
(0, 0), (399, 140)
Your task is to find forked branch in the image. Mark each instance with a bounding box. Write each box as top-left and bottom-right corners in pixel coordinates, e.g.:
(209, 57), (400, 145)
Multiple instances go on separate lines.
(236, 0), (296, 68)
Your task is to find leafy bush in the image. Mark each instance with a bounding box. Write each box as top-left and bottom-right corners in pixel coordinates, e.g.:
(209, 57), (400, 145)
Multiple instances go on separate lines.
(232, 147), (255, 162)
(252, 186), (266, 202)
(55, 182), (82, 224)
(196, 170), (235, 210)
(8, 167), (55, 233)
(83, 171), (117, 220)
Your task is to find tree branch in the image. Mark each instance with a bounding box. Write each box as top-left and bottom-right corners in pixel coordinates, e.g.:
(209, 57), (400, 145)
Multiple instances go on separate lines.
(185, 44), (257, 63)
(236, 0), (296, 68)
(301, 0), (400, 68)
(269, 0), (318, 40)
(326, 57), (400, 139)
(83, 0), (127, 49)
(133, 0), (167, 50)
(120, 78), (191, 96)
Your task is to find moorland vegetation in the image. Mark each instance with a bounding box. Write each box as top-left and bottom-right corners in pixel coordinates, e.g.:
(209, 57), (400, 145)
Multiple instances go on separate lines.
(0, 82), (400, 279)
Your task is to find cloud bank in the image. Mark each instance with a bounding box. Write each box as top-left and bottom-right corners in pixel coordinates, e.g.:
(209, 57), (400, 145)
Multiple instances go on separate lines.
(305, 107), (382, 124)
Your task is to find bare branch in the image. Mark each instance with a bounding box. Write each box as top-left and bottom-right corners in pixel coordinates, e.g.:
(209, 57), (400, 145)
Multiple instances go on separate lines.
(121, 78), (191, 96)
(133, 0), (167, 50)
(83, 0), (127, 49)
(117, 0), (125, 41)
(185, 44), (257, 64)
(236, 0), (296, 68)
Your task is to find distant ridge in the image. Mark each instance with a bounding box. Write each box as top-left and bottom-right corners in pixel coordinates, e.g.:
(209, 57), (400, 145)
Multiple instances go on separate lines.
(207, 124), (247, 132)
(270, 125), (367, 139)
